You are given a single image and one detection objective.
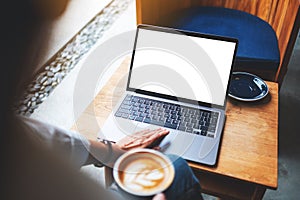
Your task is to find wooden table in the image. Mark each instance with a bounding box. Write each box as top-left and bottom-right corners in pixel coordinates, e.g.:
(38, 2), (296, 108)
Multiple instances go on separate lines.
(72, 58), (278, 200)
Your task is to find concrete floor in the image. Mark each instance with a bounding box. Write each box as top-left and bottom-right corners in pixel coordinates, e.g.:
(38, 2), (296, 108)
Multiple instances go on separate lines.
(31, 1), (300, 199)
(263, 32), (300, 200)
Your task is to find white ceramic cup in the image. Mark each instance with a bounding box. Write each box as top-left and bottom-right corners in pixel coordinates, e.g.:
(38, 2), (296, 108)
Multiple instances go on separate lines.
(113, 148), (175, 197)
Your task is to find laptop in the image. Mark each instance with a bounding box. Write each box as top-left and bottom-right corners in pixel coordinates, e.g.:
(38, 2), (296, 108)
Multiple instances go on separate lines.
(98, 24), (238, 166)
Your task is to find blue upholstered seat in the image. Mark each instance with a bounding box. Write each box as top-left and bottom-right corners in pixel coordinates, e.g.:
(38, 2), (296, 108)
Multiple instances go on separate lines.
(160, 7), (280, 80)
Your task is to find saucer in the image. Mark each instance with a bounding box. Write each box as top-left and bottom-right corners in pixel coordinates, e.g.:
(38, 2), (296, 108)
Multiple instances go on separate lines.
(228, 72), (268, 101)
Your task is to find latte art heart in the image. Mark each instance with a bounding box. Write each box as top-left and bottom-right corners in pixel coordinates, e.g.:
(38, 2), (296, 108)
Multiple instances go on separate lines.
(122, 160), (165, 191)
(113, 149), (175, 196)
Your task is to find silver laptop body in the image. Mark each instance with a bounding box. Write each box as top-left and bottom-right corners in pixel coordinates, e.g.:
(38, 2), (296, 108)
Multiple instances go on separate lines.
(98, 24), (238, 166)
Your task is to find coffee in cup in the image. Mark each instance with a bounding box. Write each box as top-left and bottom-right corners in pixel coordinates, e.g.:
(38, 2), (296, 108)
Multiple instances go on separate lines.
(113, 148), (174, 197)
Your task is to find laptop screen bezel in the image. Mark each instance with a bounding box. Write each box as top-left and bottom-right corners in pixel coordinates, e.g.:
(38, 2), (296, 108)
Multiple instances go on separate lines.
(126, 24), (238, 110)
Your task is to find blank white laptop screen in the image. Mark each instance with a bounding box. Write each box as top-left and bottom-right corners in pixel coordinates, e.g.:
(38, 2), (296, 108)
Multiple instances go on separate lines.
(128, 28), (237, 106)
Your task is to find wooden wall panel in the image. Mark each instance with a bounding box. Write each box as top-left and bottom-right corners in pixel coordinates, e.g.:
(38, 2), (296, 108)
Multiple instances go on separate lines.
(223, 0), (235, 8)
(268, 0), (279, 25)
(188, 0), (274, 21)
(224, 0), (253, 14)
(278, 0), (299, 55)
(274, 0), (300, 81)
(136, 0), (277, 31)
(256, 0), (274, 21)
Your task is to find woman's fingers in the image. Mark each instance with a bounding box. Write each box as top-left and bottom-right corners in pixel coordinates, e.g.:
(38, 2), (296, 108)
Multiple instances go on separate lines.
(117, 129), (152, 147)
(152, 193), (166, 200)
(143, 129), (169, 145)
(116, 128), (169, 150)
(115, 130), (149, 148)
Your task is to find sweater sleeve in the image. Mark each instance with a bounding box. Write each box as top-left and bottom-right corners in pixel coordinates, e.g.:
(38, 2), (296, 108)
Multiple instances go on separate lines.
(19, 116), (90, 168)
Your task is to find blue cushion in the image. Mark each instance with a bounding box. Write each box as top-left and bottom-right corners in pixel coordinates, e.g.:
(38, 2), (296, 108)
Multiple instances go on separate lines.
(159, 7), (280, 80)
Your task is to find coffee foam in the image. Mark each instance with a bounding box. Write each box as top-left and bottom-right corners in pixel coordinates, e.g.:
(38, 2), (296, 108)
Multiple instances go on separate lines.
(120, 157), (165, 192)
(114, 149), (174, 196)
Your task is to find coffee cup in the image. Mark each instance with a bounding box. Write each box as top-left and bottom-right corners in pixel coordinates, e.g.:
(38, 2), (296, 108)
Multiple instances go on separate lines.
(113, 148), (175, 197)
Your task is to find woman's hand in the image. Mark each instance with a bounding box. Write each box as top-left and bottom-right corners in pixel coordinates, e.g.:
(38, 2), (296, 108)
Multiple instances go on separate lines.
(153, 193), (166, 200)
(116, 128), (169, 150)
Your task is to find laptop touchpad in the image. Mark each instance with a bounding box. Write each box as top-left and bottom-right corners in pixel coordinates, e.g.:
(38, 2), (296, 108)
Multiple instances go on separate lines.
(160, 131), (197, 157)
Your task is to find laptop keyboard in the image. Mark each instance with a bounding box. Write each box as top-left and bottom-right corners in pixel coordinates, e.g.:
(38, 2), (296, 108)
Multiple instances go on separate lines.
(115, 95), (219, 138)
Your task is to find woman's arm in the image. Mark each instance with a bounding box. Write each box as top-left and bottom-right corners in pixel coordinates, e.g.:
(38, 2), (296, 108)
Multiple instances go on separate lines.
(85, 139), (125, 167)
(20, 115), (94, 167)
(88, 128), (169, 167)
(19, 115), (169, 168)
